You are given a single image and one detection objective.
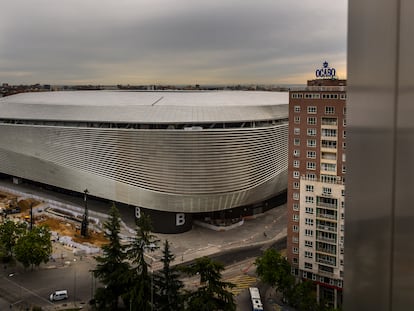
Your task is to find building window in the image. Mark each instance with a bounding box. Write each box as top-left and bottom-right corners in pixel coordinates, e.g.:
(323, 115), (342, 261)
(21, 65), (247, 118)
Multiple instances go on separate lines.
(293, 149), (300, 157)
(341, 201), (345, 209)
(293, 236), (299, 243)
(340, 94), (347, 100)
(305, 251), (313, 258)
(307, 128), (317, 136)
(293, 214), (299, 221)
(305, 240), (313, 247)
(305, 229), (313, 236)
(294, 105), (301, 112)
(307, 151), (316, 159)
(321, 175), (337, 183)
(342, 165), (346, 173)
(322, 187), (332, 195)
(292, 93), (303, 99)
(293, 193), (299, 200)
(343, 107), (347, 114)
(305, 218), (314, 226)
(342, 189), (345, 197)
(343, 118), (347, 126)
(321, 140), (337, 149)
(303, 271), (308, 278)
(294, 138), (300, 146)
(293, 258), (298, 264)
(305, 207), (314, 214)
(321, 163), (336, 172)
(306, 185), (314, 192)
(307, 106), (317, 114)
(306, 173), (316, 180)
(305, 196), (314, 203)
(294, 127), (300, 135)
(293, 247), (299, 254)
(307, 117), (317, 125)
(322, 128), (337, 137)
(294, 116), (300, 124)
(293, 160), (300, 168)
(304, 262), (313, 270)
(293, 225), (299, 232)
(307, 162), (316, 170)
(343, 130), (346, 138)
(293, 171), (300, 179)
(293, 181), (300, 189)
(307, 139), (316, 147)
(293, 203), (299, 211)
(325, 106), (335, 114)
(343, 141), (346, 149)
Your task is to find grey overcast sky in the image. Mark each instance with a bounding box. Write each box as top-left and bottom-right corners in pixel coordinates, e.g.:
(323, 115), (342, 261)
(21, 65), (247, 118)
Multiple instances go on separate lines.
(0, 0), (347, 85)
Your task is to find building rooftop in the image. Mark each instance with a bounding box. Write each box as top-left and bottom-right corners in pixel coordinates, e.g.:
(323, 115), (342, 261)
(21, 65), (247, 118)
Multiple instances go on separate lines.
(0, 90), (288, 124)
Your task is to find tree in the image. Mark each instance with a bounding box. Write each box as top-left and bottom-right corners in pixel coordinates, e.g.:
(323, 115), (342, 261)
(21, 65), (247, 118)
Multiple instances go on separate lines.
(125, 212), (159, 311)
(290, 280), (318, 311)
(255, 249), (295, 302)
(14, 225), (52, 269)
(153, 240), (184, 311)
(183, 256), (236, 311)
(0, 220), (26, 262)
(93, 204), (130, 310)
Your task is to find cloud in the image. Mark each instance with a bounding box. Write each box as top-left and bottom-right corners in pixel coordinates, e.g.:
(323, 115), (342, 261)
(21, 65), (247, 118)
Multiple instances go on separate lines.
(0, 0), (347, 84)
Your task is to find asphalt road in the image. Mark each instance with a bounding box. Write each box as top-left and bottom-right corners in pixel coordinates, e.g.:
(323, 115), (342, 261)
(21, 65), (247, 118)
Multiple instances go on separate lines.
(0, 236), (287, 310)
(0, 255), (96, 310)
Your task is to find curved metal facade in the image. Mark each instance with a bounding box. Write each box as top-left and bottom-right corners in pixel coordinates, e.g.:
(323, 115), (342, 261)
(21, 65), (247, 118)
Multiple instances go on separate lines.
(0, 123), (287, 213)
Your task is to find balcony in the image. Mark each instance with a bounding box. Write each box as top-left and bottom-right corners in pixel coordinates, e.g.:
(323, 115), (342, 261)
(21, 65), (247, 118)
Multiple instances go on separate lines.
(316, 213), (338, 221)
(318, 269), (335, 277)
(316, 258), (336, 266)
(316, 202), (337, 209)
(316, 247), (337, 255)
(317, 224), (337, 232)
(316, 235), (337, 244)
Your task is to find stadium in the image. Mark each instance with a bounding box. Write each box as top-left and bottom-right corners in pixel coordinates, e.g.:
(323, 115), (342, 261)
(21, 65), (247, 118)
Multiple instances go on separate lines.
(0, 91), (288, 233)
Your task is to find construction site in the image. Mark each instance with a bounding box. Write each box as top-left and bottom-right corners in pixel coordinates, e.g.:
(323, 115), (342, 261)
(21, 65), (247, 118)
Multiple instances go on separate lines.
(0, 189), (108, 248)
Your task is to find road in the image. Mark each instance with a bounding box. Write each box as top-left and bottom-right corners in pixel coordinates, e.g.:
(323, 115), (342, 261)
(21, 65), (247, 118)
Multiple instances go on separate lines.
(0, 253), (96, 310)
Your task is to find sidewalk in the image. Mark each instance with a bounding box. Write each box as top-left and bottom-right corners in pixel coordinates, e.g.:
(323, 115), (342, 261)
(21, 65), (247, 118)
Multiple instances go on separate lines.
(0, 179), (287, 268)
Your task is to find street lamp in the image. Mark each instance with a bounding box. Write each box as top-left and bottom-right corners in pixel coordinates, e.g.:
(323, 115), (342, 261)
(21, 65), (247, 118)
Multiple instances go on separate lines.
(73, 259), (77, 306)
(81, 189), (89, 237)
(29, 202), (34, 231)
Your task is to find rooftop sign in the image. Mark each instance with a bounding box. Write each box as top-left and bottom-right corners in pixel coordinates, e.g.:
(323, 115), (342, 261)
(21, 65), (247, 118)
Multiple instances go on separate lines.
(315, 61), (336, 79)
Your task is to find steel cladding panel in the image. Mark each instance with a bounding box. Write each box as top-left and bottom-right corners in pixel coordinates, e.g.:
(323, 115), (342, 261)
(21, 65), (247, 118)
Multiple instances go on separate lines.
(0, 123), (287, 213)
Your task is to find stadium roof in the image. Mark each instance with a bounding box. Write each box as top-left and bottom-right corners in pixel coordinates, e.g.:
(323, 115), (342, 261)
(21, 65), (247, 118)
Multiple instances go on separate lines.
(0, 90), (288, 123)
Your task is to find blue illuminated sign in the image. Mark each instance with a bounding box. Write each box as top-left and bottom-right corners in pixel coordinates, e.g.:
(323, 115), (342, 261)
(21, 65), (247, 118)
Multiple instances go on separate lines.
(315, 61), (336, 78)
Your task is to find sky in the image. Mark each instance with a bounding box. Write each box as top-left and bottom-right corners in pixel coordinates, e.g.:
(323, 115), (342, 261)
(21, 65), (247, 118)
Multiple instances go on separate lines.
(0, 0), (347, 85)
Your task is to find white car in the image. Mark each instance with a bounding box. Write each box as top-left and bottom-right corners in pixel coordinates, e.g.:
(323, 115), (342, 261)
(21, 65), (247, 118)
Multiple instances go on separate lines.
(49, 290), (68, 301)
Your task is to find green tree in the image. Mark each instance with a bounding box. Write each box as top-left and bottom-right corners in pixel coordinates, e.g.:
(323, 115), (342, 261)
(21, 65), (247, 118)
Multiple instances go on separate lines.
(93, 204), (130, 310)
(125, 212), (159, 311)
(255, 249), (295, 302)
(153, 240), (184, 311)
(0, 220), (26, 262)
(183, 256), (236, 311)
(14, 225), (52, 269)
(290, 280), (318, 311)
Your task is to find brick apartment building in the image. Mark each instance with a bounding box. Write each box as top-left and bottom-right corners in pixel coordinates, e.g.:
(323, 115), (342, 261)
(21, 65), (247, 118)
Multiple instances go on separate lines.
(287, 64), (346, 308)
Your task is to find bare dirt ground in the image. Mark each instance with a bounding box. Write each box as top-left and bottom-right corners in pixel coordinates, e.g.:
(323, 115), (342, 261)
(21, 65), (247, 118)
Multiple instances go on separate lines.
(0, 190), (108, 247)
(37, 216), (108, 247)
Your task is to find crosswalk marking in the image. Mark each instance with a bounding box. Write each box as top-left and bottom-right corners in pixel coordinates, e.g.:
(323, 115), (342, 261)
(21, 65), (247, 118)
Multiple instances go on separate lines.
(225, 274), (257, 296)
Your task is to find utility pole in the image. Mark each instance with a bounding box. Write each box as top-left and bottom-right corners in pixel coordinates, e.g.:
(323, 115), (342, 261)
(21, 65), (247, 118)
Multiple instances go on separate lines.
(81, 189), (89, 237)
(30, 202), (34, 231)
